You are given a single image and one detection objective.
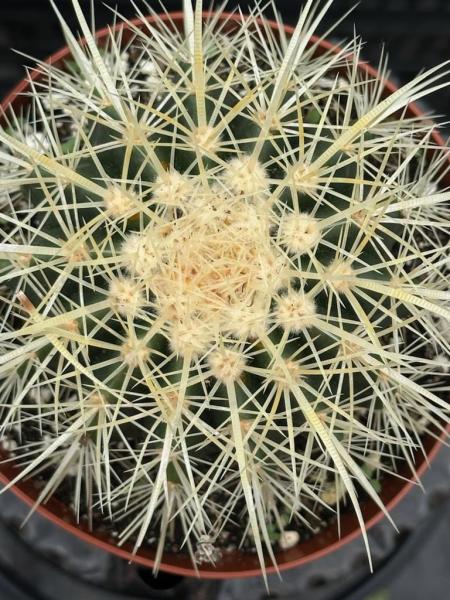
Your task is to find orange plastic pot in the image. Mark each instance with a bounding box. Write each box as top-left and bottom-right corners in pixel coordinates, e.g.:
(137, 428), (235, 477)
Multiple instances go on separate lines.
(0, 10), (448, 580)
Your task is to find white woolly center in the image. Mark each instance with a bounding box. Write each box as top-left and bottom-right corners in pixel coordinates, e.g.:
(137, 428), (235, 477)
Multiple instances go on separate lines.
(104, 187), (136, 218)
(256, 111), (281, 131)
(62, 238), (89, 263)
(275, 291), (316, 332)
(152, 170), (193, 207)
(168, 318), (213, 358)
(292, 164), (319, 194)
(108, 278), (145, 315)
(224, 302), (268, 340)
(208, 348), (247, 382)
(117, 165), (326, 357)
(121, 233), (159, 278)
(144, 183), (286, 355)
(326, 261), (355, 292)
(222, 156), (270, 201)
(272, 359), (302, 389)
(190, 126), (220, 154)
(278, 212), (321, 254)
(85, 392), (106, 410)
(121, 337), (150, 367)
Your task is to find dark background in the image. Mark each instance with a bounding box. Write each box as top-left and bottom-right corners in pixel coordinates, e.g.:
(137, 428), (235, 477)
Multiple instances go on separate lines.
(0, 0), (450, 126)
(0, 2), (449, 599)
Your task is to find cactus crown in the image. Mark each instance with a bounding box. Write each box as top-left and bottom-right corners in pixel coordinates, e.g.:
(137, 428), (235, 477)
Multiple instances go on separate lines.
(0, 0), (449, 578)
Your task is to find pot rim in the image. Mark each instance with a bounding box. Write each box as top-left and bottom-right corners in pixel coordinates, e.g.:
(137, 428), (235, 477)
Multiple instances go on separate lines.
(0, 9), (448, 580)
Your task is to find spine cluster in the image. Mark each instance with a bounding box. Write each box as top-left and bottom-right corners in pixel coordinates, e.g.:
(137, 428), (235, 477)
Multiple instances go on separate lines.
(0, 0), (449, 578)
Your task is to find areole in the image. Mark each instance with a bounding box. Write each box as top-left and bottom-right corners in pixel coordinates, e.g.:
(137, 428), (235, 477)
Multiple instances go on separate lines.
(0, 10), (448, 580)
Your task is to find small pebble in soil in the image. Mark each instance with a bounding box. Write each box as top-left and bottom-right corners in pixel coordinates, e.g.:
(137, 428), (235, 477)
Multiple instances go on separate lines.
(278, 530), (300, 550)
(1, 437), (17, 452)
(194, 535), (223, 565)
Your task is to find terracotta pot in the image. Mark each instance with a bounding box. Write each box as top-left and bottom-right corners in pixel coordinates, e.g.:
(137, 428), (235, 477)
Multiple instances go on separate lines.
(0, 10), (448, 580)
